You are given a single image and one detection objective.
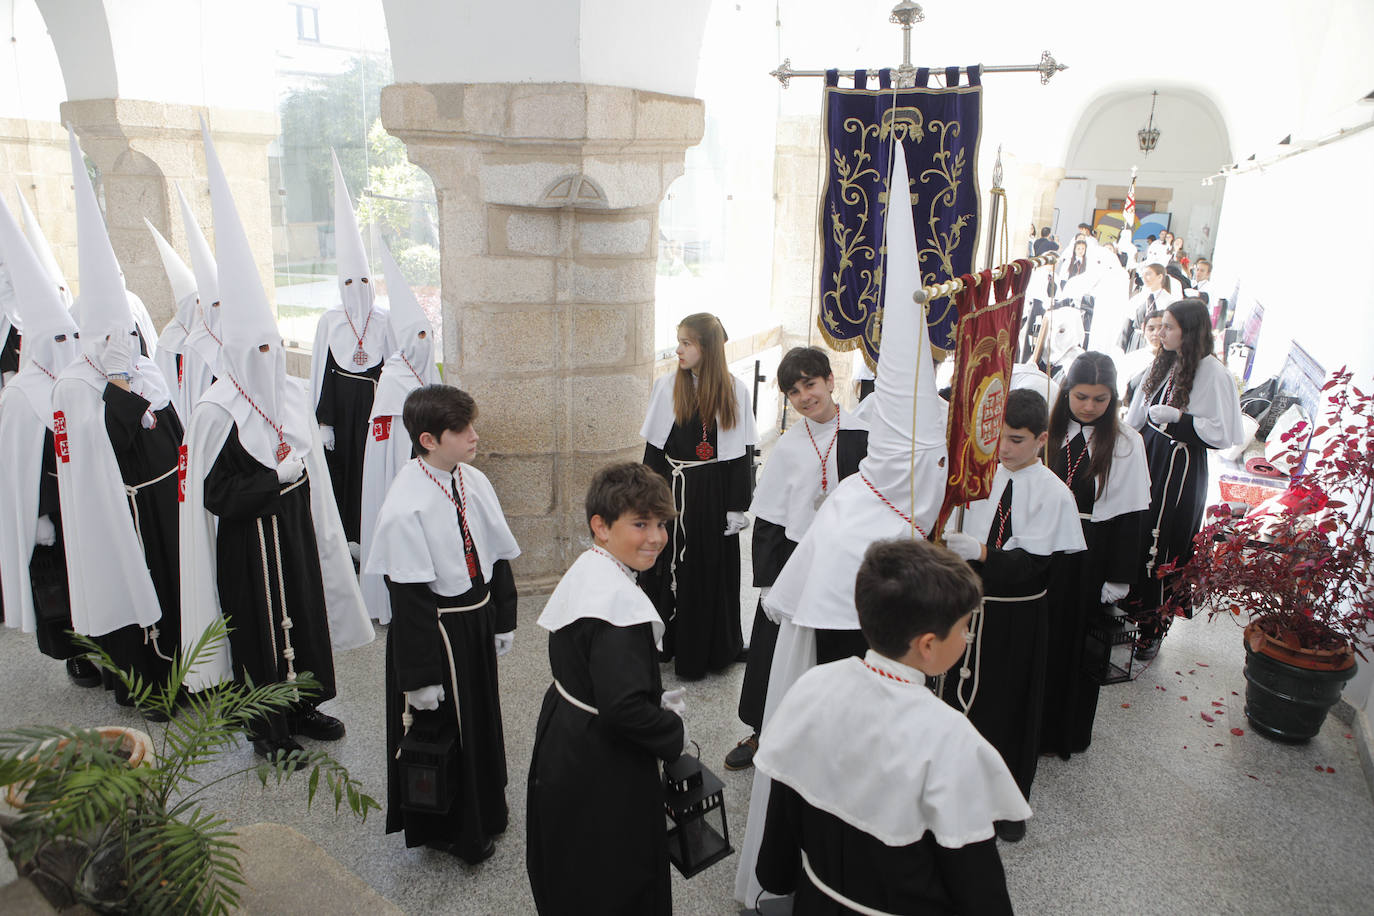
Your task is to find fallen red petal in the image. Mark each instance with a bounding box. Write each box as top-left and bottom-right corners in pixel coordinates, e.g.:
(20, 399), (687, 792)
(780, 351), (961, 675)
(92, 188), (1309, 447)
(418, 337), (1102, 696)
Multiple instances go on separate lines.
(1326, 766), (1335, 773)
(1346, 733), (1354, 739)
(1188, 669), (1196, 674)
(1246, 774), (1258, 780)
(1179, 695), (1189, 701)
(1214, 743), (1223, 747)
(1211, 701), (1224, 707)
(1121, 703), (1131, 708)
(1156, 685), (1167, 691)
(1231, 691), (1239, 696)
(1315, 765), (1324, 771)
(1201, 712), (1215, 722)
(1196, 662), (1209, 667)
(1230, 728), (1244, 736)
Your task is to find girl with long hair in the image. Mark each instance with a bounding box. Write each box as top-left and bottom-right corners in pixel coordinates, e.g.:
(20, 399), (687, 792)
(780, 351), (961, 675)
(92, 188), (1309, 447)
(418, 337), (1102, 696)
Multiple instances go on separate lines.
(1042, 353), (1150, 756)
(1123, 299), (1243, 658)
(639, 313), (756, 678)
(1123, 264), (1179, 351)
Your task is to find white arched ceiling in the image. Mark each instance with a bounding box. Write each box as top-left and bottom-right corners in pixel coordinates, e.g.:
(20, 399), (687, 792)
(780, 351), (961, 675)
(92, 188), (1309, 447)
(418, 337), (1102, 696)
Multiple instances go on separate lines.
(1065, 89), (1230, 173)
(0, 0), (68, 120)
(382, 0), (713, 98)
(36, 0), (276, 111)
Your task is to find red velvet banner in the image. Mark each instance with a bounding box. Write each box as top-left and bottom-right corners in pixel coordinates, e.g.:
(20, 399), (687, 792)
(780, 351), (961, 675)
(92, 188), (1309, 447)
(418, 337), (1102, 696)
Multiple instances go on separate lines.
(936, 259), (1033, 538)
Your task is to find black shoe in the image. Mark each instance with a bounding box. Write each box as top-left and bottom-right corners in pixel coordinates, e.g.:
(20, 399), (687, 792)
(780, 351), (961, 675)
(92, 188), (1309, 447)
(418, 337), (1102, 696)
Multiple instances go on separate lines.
(995, 820), (1026, 843)
(724, 734), (759, 771)
(291, 708), (346, 741)
(463, 838), (496, 866)
(1134, 638), (1162, 661)
(66, 657), (102, 688)
(251, 734), (304, 761)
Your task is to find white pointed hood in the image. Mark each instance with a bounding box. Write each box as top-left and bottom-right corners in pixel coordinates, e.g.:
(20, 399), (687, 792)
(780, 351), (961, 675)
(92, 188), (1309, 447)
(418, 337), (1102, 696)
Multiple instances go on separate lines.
(333, 149), (374, 324)
(13, 182), (72, 308)
(0, 193), (79, 403)
(857, 139), (946, 514)
(68, 125), (135, 369)
(147, 218), (199, 344)
(371, 242), (438, 419)
(177, 183), (222, 373)
(201, 117), (311, 467)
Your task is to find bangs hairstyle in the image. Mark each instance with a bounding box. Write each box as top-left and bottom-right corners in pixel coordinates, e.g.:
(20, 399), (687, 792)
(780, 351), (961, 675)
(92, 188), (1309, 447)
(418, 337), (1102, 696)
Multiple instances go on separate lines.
(855, 538), (982, 658)
(585, 462), (676, 531)
(777, 346), (834, 393)
(673, 312), (738, 431)
(1047, 351), (1120, 500)
(402, 384), (477, 455)
(1003, 387), (1049, 437)
(1141, 298), (1213, 412)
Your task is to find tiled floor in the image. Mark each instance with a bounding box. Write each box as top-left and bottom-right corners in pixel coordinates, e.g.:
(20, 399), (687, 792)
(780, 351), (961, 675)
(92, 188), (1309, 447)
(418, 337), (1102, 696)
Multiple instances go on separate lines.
(2, 558), (1371, 914)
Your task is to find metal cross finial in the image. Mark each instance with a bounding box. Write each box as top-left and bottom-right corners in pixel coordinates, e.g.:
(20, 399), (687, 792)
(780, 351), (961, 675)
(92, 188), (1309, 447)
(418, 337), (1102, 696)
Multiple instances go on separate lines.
(889, 2), (926, 87)
(1038, 50), (1066, 85)
(991, 145), (1004, 190)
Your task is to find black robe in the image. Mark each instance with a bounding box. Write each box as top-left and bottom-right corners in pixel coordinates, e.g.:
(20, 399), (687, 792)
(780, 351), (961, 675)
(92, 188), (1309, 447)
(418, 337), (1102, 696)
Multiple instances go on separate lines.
(1126, 383), (1213, 641)
(1042, 437), (1146, 757)
(527, 618), (684, 916)
(384, 553), (516, 860)
(0, 326), (20, 375)
(314, 351), (380, 543)
(32, 429), (78, 661)
(739, 428), (867, 729)
(756, 781), (1013, 916)
(641, 412), (751, 678)
(96, 384), (183, 696)
(203, 426), (336, 724)
(942, 503), (1051, 800)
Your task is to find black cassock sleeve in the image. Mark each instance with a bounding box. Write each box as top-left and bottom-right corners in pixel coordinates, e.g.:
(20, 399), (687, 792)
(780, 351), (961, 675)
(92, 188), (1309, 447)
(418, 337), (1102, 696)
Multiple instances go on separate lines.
(0, 327), (20, 374)
(751, 518), (796, 588)
(385, 578), (446, 691)
(587, 621), (684, 761)
(977, 547), (1052, 596)
(314, 352), (340, 427)
(38, 431), (59, 517)
(1100, 509), (1147, 584)
(489, 559), (517, 633)
(101, 383), (152, 455)
(722, 452), (752, 513)
(932, 838), (1014, 915)
(642, 441), (669, 479)
(203, 429), (282, 521)
(1162, 412), (1225, 449)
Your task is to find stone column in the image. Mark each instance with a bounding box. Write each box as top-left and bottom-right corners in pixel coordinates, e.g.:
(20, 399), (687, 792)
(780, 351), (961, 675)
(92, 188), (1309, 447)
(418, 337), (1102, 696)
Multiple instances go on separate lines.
(60, 99), (278, 327)
(382, 82), (704, 589)
(2, 118), (78, 284)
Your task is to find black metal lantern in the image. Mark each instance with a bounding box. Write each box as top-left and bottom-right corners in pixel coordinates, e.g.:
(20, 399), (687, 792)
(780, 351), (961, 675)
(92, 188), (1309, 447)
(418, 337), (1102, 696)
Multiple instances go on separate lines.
(1083, 604), (1139, 684)
(662, 752), (733, 878)
(397, 723), (458, 814)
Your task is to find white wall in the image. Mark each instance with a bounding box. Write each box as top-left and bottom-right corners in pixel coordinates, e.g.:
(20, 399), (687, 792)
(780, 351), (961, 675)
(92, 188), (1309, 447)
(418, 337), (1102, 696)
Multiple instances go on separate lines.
(0, 0), (68, 121)
(383, 0), (711, 97)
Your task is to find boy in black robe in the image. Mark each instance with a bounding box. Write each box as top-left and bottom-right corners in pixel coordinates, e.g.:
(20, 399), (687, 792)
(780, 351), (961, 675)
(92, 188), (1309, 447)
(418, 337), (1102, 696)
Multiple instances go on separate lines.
(755, 537), (1028, 914)
(526, 462), (686, 915)
(368, 384), (520, 865)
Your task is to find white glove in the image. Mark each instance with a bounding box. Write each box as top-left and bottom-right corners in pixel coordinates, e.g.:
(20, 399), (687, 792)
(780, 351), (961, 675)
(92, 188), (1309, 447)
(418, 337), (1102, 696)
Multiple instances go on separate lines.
(723, 511), (750, 536)
(319, 424), (336, 450)
(672, 709), (691, 757)
(944, 531), (984, 562)
(276, 455), (305, 484)
(35, 515), (56, 547)
(760, 588), (781, 624)
(140, 408), (157, 430)
(660, 687), (687, 719)
(405, 684), (445, 711)
(1148, 404), (1181, 425)
(494, 632), (514, 657)
(1100, 581), (1131, 604)
(2, 370), (15, 386)
(99, 330), (133, 377)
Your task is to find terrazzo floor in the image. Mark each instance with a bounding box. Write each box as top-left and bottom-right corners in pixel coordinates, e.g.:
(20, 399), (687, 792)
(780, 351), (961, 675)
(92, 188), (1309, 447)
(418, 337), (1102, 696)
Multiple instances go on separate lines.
(2, 551), (1371, 914)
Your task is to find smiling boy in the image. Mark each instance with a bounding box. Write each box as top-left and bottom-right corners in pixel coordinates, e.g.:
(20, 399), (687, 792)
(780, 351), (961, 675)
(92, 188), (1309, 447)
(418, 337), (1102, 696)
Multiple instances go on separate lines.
(727, 347), (868, 771)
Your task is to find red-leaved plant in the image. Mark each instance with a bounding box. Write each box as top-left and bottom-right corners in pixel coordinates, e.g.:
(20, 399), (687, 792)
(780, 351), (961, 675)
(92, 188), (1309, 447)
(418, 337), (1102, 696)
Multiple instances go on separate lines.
(1158, 367), (1374, 660)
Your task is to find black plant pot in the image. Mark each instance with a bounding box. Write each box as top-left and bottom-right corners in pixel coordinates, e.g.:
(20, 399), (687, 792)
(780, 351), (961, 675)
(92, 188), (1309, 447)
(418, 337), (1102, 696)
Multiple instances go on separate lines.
(1243, 643), (1356, 742)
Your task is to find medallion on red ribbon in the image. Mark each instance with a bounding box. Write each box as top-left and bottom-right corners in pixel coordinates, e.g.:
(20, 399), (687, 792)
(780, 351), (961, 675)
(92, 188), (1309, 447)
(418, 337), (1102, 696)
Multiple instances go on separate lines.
(373, 416), (392, 442)
(177, 445), (189, 503)
(53, 411), (70, 463)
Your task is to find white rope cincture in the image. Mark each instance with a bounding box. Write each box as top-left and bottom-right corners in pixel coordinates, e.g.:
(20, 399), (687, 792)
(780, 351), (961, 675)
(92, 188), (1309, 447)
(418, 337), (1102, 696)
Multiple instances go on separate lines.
(122, 464), (178, 557)
(1144, 434), (1190, 584)
(144, 625), (176, 663)
(800, 850), (902, 916)
(254, 517), (280, 675)
(269, 515), (299, 700)
(953, 589), (1049, 716)
(399, 594), (488, 745)
(664, 454), (712, 599)
(554, 679), (599, 716)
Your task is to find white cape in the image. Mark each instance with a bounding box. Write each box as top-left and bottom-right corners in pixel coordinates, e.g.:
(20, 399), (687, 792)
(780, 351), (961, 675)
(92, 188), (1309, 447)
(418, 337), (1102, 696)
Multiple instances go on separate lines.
(756, 652), (1033, 847)
(1066, 420), (1152, 522)
(963, 461), (1086, 557)
(639, 372), (757, 461)
(1124, 354), (1245, 449)
(358, 415), (418, 623)
(309, 306), (393, 411)
(748, 408), (869, 543)
(179, 377), (374, 691)
(0, 385), (49, 633)
(365, 458), (520, 596)
(537, 548), (664, 647)
(51, 364), (163, 636)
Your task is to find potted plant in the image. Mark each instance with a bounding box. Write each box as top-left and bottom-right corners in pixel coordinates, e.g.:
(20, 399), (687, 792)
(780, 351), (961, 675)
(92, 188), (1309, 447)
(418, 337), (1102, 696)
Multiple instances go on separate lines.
(0, 618), (378, 914)
(1158, 366), (1374, 741)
